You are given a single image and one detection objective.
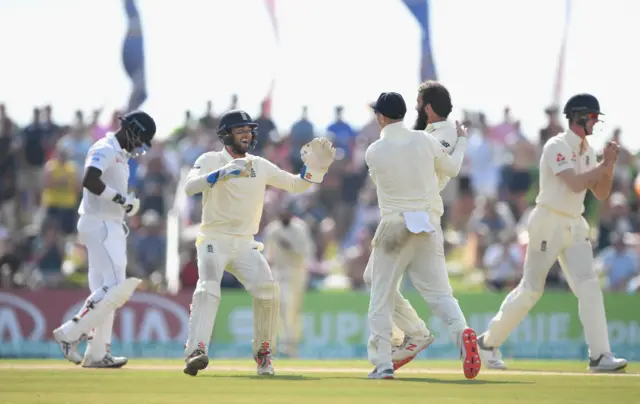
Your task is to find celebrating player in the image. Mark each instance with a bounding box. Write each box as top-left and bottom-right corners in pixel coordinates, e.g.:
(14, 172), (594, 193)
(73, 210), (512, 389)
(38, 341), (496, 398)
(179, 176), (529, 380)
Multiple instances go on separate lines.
(364, 92), (480, 380)
(477, 94), (628, 372)
(53, 111), (156, 368)
(364, 82), (466, 372)
(182, 109), (335, 376)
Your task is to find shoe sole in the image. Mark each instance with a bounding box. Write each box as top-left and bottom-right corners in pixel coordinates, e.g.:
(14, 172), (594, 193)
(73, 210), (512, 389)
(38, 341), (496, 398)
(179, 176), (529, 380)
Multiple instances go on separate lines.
(368, 374), (395, 380)
(184, 355), (209, 376)
(589, 362), (628, 373)
(462, 328), (481, 379)
(392, 337), (435, 371)
(82, 360), (128, 369)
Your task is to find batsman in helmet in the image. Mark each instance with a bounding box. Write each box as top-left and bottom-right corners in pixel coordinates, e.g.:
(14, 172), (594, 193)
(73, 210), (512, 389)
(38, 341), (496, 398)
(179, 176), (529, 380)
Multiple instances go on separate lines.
(476, 94), (627, 372)
(182, 109), (336, 376)
(53, 111), (156, 368)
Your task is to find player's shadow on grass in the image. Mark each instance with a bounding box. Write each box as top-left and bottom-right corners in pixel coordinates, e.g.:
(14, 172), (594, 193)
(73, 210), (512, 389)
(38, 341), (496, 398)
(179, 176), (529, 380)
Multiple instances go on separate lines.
(208, 374), (321, 381)
(395, 377), (533, 385)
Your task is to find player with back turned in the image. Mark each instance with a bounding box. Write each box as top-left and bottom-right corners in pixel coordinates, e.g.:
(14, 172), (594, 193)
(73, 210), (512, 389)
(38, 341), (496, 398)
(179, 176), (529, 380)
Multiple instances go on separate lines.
(181, 109), (336, 376)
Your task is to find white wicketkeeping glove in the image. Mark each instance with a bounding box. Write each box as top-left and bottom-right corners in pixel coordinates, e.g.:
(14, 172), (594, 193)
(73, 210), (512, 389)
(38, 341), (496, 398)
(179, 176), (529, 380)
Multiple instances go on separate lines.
(300, 137), (336, 183)
(124, 193), (140, 217)
(208, 158), (253, 186)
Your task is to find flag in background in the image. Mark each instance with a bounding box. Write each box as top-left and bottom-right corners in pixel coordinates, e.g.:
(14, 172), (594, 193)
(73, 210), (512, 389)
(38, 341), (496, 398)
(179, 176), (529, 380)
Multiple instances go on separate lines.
(122, 0), (148, 112)
(553, 0), (572, 107)
(402, 0), (437, 82)
(263, 0), (278, 117)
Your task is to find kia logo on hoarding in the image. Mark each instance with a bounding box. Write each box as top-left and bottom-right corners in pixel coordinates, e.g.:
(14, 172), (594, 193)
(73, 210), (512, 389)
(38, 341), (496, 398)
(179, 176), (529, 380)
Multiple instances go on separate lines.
(63, 292), (189, 343)
(0, 292), (46, 343)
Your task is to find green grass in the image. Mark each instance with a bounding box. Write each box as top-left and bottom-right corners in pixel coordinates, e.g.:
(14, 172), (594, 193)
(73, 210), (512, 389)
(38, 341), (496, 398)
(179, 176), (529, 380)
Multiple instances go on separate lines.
(0, 359), (638, 404)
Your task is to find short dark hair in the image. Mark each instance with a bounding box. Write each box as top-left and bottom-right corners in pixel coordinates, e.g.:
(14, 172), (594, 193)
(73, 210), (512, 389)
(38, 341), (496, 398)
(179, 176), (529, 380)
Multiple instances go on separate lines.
(418, 81), (452, 118)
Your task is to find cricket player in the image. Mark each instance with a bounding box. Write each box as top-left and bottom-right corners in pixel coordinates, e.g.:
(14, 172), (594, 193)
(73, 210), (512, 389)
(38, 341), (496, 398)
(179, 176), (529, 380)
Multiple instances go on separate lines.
(477, 93), (628, 372)
(53, 111), (156, 368)
(364, 92), (480, 380)
(364, 81), (462, 371)
(182, 109), (335, 376)
(263, 202), (314, 357)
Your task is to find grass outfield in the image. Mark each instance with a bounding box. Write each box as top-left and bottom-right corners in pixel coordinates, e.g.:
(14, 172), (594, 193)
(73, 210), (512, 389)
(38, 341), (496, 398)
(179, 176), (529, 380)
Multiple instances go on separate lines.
(0, 359), (638, 404)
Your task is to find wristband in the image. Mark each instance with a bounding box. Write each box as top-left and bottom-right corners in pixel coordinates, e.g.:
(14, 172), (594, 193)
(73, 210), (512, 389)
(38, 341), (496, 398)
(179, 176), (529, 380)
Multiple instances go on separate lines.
(300, 165), (325, 183)
(99, 186), (124, 204)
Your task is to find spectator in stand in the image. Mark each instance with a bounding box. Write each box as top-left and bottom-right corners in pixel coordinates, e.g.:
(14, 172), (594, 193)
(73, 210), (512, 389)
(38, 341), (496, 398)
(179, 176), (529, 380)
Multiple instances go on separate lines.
(134, 210), (167, 277)
(21, 107), (48, 214)
(596, 233), (639, 292)
(539, 105), (564, 147)
(42, 147), (79, 236)
(58, 124), (93, 183)
(0, 116), (20, 233)
(254, 100), (279, 156)
(327, 105), (356, 159)
(289, 106), (315, 173)
(30, 219), (67, 288)
(199, 100), (219, 134)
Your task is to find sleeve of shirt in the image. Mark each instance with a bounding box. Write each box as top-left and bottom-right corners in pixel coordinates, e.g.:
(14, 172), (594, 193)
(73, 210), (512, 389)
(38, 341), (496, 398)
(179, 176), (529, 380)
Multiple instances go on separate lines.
(427, 134), (467, 177)
(365, 144), (377, 183)
(86, 144), (116, 172)
(184, 153), (219, 196)
(543, 141), (573, 175)
(263, 158), (312, 194)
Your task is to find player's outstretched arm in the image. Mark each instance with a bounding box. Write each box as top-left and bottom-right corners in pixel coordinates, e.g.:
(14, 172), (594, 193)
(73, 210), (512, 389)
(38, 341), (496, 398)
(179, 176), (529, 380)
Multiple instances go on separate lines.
(265, 137), (336, 193)
(83, 149), (139, 215)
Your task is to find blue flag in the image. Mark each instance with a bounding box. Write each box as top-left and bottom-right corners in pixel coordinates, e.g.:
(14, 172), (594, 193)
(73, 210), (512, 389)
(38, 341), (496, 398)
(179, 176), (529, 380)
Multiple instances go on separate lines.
(402, 0), (437, 81)
(122, 0), (147, 111)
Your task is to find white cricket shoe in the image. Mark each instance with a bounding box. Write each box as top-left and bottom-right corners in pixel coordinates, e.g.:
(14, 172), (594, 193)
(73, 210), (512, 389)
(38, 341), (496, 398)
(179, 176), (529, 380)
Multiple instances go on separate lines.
(392, 334), (435, 370)
(368, 365), (395, 380)
(183, 349), (209, 376)
(82, 354), (128, 368)
(52, 328), (83, 365)
(254, 345), (275, 376)
(477, 334), (507, 370)
(588, 353), (628, 372)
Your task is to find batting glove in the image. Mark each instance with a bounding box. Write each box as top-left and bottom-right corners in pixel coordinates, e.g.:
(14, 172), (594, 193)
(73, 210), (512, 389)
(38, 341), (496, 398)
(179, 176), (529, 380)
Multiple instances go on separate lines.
(300, 137), (336, 183)
(124, 193), (140, 217)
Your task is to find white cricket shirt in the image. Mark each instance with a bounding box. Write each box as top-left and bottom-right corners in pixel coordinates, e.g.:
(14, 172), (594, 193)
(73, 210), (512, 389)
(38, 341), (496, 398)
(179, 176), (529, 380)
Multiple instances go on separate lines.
(188, 148), (312, 238)
(78, 133), (130, 220)
(426, 120), (458, 191)
(365, 122), (467, 218)
(535, 130), (597, 217)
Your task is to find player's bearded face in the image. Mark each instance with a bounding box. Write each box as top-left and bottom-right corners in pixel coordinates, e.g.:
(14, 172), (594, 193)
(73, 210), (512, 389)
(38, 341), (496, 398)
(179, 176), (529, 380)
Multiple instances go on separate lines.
(230, 127), (253, 154)
(414, 105), (428, 130)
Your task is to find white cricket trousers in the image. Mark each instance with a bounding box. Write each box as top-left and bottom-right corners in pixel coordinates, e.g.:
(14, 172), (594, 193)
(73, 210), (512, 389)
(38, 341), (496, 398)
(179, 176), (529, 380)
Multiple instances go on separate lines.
(483, 206), (611, 358)
(77, 215), (127, 359)
(272, 264), (307, 356)
(367, 214), (467, 368)
(185, 235), (279, 357)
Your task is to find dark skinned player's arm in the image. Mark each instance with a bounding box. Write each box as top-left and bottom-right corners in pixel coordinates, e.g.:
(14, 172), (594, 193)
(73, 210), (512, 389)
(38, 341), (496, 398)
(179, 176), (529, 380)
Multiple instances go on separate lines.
(83, 166), (107, 195)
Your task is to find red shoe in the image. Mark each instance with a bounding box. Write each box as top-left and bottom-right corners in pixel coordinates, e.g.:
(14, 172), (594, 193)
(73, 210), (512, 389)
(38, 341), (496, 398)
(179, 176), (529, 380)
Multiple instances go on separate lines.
(461, 328), (481, 379)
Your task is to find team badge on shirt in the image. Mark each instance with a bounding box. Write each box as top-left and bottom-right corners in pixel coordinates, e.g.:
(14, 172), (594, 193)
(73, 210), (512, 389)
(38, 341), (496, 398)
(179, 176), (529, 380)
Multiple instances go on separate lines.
(556, 153), (567, 165)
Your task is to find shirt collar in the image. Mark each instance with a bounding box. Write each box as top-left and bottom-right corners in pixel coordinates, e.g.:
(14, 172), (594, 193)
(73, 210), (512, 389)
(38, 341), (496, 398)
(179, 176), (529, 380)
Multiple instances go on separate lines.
(221, 146), (250, 161)
(380, 121), (406, 139)
(425, 120), (450, 133)
(565, 129), (587, 154)
(106, 132), (123, 153)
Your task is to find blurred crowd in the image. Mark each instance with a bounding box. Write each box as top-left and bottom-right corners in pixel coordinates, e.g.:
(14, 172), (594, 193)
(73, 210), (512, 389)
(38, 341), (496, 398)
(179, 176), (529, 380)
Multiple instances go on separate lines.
(1, 96), (640, 294)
